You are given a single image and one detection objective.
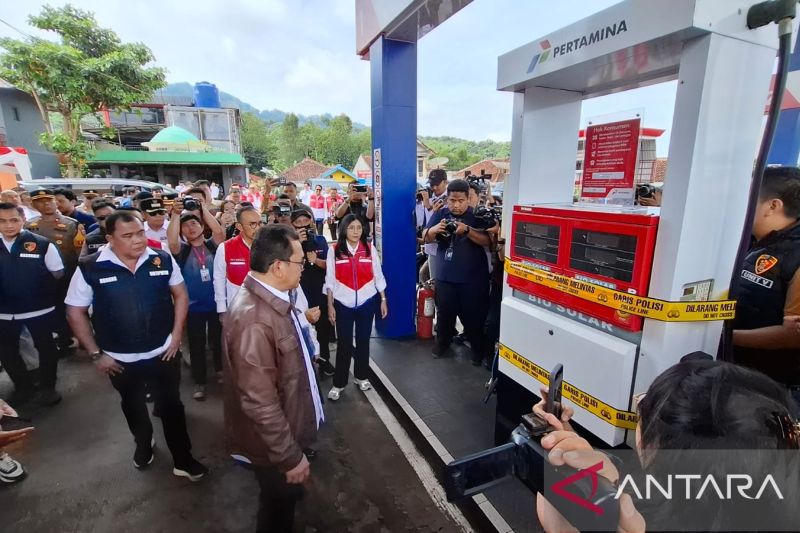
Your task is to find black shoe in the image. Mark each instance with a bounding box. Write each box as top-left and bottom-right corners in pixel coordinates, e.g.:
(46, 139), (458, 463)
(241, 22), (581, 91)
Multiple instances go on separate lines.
(36, 389), (62, 407)
(8, 388), (36, 407)
(303, 448), (318, 462)
(432, 344), (452, 359)
(453, 333), (466, 345)
(317, 359), (335, 377)
(173, 458), (208, 482)
(134, 438), (155, 470)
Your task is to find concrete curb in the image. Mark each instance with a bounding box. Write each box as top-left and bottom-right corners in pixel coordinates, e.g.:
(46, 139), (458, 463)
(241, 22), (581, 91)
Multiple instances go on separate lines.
(368, 358), (515, 533)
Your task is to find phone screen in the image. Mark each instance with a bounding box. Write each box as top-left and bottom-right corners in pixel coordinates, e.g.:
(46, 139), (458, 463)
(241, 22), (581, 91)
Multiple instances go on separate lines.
(1, 416), (34, 431)
(546, 364), (564, 419)
(443, 443), (516, 500)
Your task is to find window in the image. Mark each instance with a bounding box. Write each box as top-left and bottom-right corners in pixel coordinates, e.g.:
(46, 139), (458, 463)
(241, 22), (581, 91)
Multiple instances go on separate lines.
(12, 107), (20, 121)
(417, 158), (423, 177)
(577, 140), (585, 151)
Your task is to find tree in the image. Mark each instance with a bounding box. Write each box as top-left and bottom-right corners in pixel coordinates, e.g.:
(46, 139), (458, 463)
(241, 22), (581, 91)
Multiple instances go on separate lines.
(0, 4), (165, 176)
(240, 112), (276, 172)
(279, 113), (306, 166)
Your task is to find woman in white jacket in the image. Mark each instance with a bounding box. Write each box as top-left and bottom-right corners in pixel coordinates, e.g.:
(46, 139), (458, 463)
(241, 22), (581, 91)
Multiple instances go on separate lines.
(325, 214), (388, 400)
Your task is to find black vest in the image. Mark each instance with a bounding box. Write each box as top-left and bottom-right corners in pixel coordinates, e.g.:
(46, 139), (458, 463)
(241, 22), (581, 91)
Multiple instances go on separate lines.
(79, 248), (175, 353)
(84, 228), (107, 255)
(733, 223), (800, 384)
(0, 231), (59, 314)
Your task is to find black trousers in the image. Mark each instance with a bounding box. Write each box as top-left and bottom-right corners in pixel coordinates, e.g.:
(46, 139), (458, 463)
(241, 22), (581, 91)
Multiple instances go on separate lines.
(327, 219), (338, 241)
(333, 297), (376, 388)
(435, 279), (490, 362)
(314, 219), (324, 235)
(0, 312), (60, 392)
(253, 465), (304, 533)
(315, 302), (333, 360)
(484, 281), (503, 354)
(186, 311), (222, 385)
(108, 354), (193, 466)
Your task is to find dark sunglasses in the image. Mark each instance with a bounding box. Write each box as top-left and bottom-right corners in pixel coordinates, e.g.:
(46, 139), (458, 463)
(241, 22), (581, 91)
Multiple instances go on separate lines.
(95, 216), (108, 221)
(148, 210), (167, 216)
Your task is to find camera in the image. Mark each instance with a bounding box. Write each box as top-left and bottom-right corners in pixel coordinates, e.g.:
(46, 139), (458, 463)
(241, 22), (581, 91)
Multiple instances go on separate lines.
(474, 205), (502, 224)
(272, 204), (292, 218)
(182, 197), (200, 211)
(444, 365), (620, 531)
(353, 185), (368, 193)
(416, 187), (432, 202)
(438, 218), (459, 241)
(467, 173), (492, 195)
(301, 226), (317, 252)
(636, 183), (657, 200)
(278, 177), (287, 186)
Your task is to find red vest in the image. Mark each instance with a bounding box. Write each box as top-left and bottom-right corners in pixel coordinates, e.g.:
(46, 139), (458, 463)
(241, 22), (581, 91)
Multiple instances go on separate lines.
(333, 242), (374, 291)
(224, 234), (250, 286)
(309, 193), (326, 209)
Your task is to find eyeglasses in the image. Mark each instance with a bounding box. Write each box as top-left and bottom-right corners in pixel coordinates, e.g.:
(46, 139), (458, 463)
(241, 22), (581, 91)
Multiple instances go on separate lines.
(275, 259), (305, 271)
(149, 210), (167, 216)
(244, 221), (263, 229)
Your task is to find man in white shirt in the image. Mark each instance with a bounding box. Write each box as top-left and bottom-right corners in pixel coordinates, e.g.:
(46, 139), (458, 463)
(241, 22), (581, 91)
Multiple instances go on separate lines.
(1, 190), (39, 222)
(65, 211), (207, 481)
(0, 203), (65, 407)
(298, 181), (313, 205)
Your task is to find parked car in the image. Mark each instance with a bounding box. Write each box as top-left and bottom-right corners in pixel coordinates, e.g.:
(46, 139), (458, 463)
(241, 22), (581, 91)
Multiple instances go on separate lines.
(18, 178), (179, 198)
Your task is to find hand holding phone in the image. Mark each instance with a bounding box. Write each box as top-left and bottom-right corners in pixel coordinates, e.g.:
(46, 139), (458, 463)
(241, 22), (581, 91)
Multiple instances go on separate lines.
(1, 415), (34, 432)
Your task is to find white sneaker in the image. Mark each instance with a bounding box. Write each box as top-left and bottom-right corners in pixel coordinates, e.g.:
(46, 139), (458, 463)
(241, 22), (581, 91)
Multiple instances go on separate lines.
(354, 379), (372, 391)
(0, 452), (26, 484)
(192, 385), (206, 401)
(328, 387), (343, 401)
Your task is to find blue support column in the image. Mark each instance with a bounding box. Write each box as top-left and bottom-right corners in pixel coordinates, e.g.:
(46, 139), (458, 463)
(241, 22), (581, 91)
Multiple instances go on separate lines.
(769, 36), (800, 165)
(370, 37), (417, 338)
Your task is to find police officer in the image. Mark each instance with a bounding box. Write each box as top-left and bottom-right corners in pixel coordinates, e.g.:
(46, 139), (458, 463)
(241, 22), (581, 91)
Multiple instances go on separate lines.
(423, 179), (493, 366)
(0, 202), (64, 406)
(65, 211), (207, 480)
(26, 188), (80, 349)
(733, 166), (800, 404)
(80, 200), (115, 258)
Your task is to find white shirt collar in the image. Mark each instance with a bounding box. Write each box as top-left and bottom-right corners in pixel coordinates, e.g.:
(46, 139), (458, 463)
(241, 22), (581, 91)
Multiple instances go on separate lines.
(248, 274), (290, 303)
(346, 241), (360, 255)
(98, 245), (158, 272)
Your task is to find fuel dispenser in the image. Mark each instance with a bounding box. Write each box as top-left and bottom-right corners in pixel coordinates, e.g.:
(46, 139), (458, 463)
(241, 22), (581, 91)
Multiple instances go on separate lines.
(492, 0), (793, 446)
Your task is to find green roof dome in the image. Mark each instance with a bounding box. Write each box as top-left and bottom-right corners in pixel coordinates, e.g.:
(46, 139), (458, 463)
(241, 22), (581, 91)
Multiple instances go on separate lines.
(149, 126), (199, 144)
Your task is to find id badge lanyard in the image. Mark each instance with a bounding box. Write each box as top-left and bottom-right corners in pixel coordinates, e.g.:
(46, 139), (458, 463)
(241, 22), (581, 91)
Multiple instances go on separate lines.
(192, 246), (211, 282)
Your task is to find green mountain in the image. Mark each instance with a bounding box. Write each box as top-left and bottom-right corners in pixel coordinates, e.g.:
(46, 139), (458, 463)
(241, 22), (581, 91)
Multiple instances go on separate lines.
(161, 82), (367, 129)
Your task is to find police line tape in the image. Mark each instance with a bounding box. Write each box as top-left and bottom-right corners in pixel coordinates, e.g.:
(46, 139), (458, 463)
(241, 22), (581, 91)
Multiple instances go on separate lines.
(504, 259), (736, 322)
(499, 344), (638, 430)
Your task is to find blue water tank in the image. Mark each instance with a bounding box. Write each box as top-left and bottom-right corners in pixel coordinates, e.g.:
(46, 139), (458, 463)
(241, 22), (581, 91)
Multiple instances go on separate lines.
(194, 81), (221, 108)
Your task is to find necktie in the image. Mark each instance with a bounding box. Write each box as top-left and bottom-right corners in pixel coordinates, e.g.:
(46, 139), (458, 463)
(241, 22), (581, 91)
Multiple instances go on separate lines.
(289, 290), (317, 362)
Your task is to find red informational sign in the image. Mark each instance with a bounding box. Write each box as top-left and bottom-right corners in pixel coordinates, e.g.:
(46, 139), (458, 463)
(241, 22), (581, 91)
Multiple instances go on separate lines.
(580, 118), (640, 202)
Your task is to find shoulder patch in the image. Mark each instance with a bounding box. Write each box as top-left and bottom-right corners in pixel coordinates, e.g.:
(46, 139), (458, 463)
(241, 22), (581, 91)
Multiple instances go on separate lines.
(755, 254), (778, 275)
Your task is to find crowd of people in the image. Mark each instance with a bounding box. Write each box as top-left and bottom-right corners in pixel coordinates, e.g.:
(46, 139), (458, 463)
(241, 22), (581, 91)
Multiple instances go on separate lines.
(2, 163), (800, 532)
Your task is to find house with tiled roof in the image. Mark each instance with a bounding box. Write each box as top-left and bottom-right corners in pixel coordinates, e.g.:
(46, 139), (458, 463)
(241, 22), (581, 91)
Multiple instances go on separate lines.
(352, 139), (436, 182)
(280, 157), (329, 185)
(455, 159), (511, 182)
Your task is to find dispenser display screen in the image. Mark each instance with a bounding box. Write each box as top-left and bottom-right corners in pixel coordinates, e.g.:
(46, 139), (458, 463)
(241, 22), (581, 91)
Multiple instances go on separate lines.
(514, 222), (560, 264)
(570, 229), (637, 282)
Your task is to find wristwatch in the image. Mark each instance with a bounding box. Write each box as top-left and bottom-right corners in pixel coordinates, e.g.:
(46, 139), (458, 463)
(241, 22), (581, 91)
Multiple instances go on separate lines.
(90, 350), (104, 362)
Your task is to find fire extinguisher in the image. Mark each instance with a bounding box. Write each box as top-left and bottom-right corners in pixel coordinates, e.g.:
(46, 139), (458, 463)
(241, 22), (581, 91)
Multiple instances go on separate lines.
(417, 282), (435, 339)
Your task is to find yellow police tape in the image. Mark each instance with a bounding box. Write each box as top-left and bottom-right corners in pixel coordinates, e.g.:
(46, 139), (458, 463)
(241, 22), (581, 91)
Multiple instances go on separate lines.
(504, 259), (736, 322)
(499, 344), (638, 430)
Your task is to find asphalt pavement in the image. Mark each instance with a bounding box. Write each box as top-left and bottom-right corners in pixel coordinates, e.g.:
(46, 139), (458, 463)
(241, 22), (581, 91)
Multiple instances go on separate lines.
(0, 350), (464, 533)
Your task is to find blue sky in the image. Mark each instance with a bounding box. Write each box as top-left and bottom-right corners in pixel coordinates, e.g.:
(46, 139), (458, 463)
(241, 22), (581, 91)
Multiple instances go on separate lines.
(2, 0), (677, 155)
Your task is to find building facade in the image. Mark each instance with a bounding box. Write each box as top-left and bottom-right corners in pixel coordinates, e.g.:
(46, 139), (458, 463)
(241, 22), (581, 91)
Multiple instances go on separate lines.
(0, 80), (60, 178)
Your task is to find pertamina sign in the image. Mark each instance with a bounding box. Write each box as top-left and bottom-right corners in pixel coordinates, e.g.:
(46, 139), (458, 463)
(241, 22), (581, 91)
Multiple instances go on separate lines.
(528, 19), (628, 73)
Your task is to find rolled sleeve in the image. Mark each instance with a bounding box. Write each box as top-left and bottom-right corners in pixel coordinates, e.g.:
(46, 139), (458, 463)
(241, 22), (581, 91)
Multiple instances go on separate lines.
(44, 242), (65, 272)
(168, 255), (184, 286)
(64, 268), (93, 307)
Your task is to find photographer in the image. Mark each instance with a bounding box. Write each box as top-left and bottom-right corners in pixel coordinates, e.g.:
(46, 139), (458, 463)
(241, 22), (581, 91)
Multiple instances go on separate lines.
(336, 184), (375, 236)
(167, 201), (225, 401)
(423, 179), (492, 366)
(291, 211), (335, 376)
(535, 359), (799, 532)
(282, 183), (314, 218)
(636, 183), (662, 207)
(422, 170), (449, 281)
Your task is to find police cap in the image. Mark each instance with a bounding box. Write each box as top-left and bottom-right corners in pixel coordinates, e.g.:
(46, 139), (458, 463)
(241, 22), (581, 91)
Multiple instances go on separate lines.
(30, 188), (55, 201)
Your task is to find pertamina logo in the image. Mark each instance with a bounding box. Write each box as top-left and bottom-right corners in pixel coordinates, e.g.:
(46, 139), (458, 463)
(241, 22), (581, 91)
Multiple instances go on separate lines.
(527, 20), (628, 74)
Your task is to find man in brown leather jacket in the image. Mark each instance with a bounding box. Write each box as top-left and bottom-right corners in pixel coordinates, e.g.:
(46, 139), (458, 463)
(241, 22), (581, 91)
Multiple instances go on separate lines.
(222, 224), (324, 533)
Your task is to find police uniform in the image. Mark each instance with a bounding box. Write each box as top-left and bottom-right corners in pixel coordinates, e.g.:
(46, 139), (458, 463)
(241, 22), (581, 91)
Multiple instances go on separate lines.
(0, 229), (65, 403)
(25, 189), (80, 275)
(141, 198), (169, 246)
(65, 245), (201, 470)
(82, 227), (107, 257)
(734, 222), (800, 390)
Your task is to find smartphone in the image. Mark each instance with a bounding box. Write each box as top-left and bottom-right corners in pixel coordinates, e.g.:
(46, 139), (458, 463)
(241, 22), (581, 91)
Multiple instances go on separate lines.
(545, 364), (564, 419)
(278, 177), (287, 186)
(354, 185), (368, 193)
(1, 415), (34, 431)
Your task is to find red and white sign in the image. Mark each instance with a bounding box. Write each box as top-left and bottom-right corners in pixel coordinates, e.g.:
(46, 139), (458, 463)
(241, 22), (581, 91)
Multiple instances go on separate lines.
(580, 118), (640, 202)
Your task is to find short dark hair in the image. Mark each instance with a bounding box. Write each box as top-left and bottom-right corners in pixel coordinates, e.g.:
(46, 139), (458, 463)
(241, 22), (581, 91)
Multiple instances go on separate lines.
(133, 191), (153, 202)
(194, 180), (210, 188)
(236, 206), (259, 223)
(54, 188), (76, 201)
(468, 182), (481, 196)
(250, 224), (299, 273)
(760, 166), (800, 218)
(91, 199), (115, 212)
(105, 211), (142, 235)
(283, 182), (297, 191)
(428, 168), (447, 184)
(447, 179), (470, 196)
(238, 201), (254, 209)
(291, 210), (312, 223)
(180, 213), (203, 227)
(0, 202), (21, 215)
(185, 187), (206, 198)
